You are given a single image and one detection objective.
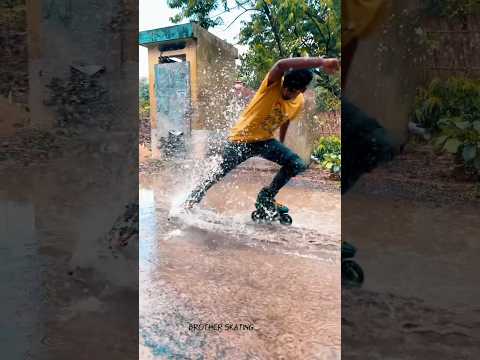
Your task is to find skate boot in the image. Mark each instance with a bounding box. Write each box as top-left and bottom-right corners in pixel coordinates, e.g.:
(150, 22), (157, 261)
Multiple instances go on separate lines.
(341, 241), (364, 287)
(251, 188), (292, 225)
(183, 198), (198, 210)
(272, 200), (289, 214)
(182, 190), (203, 211)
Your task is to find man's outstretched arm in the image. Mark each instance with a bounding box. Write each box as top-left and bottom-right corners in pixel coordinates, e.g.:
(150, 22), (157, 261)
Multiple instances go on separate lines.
(268, 57), (339, 86)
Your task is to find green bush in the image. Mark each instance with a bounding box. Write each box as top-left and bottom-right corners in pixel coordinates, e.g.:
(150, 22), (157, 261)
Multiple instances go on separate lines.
(413, 77), (480, 131)
(139, 77), (150, 118)
(413, 77), (480, 173)
(312, 135), (341, 175)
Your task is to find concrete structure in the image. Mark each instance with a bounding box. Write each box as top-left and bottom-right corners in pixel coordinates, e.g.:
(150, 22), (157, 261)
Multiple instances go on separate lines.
(23, 0), (138, 131)
(343, 0), (423, 147)
(139, 22), (238, 158)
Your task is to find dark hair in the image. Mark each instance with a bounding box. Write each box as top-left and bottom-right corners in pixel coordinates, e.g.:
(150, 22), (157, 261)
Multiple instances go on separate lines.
(283, 69), (313, 90)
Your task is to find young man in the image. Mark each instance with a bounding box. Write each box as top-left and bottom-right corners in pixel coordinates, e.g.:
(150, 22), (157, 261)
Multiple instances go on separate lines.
(185, 57), (340, 211)
(341, 0), (394, 285)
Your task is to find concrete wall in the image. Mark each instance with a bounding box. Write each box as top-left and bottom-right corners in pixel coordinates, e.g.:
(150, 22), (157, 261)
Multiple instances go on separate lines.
(193, 24), (238, 131)
(343, 0), (422, 147)
(284, 90), (340, 163)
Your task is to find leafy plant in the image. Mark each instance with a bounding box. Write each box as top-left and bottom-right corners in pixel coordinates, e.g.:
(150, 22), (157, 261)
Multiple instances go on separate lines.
(414, 78), (480, 131)
(312, 135), (341, 175)
(413, 77), (480, 173)
(315, 81), (340, 112)
(139, 77), (150, 118)
(167, 0), (226, 29)
(321, 152), (341, 175)
(434, 117), (480, 170)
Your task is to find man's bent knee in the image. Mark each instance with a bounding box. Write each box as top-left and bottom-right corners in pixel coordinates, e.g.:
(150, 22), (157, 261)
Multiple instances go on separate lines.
(287, 156), (308, 176)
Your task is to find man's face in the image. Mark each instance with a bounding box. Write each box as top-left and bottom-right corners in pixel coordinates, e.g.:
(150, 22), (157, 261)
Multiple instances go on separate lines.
(281, 86), (304, 100)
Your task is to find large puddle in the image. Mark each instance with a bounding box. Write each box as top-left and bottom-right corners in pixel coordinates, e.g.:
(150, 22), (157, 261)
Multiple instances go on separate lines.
(140, 163), (341, 359)
(0, 151), (138, 359)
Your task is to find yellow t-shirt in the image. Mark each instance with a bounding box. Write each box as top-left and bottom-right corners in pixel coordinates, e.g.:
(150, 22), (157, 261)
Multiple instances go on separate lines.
(343, 0), (390, 47)
(228, 73), (304, 143)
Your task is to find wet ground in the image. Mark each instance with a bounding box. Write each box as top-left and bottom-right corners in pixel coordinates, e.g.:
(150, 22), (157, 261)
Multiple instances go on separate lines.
(139, 160), (341, 359)
(341, 146), (480, 358)
(1, 139), (138, 359)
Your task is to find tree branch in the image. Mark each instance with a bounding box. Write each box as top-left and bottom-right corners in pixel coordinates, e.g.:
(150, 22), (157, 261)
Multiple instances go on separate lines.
(210, 0), (252, 18)
(223, 7), (258, 30)
(305, 9), (327, 45)
(260, 0), (286, 57)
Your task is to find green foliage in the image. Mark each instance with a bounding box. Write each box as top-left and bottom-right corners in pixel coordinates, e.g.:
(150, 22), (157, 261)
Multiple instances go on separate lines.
(414, 78), (480, 131)
(321, 152), (341, 175)
(165, 0), (341, 105)
(312, 135), (341, 175)
(422, 0), (480, 18)
(314, 73), (340, 112)
(139, 77), (150, 117)
(166, 0), (228, 29)
(433, 117), (480, 171)
(238, 43), (277, 89)
(237, 0), (341, 93)
(413, 77), (480, 173)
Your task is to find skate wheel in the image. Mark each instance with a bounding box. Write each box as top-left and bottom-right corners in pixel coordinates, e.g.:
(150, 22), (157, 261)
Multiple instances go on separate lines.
(341, 241), (357, 259)
(279, 213), (292, 225)
(342, 260), (364, 286)
(251, 210), (263, 223)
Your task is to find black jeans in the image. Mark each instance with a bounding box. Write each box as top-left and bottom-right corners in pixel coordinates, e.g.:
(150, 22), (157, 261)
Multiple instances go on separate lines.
(188, 139), (308, 203)
(341, 98), (395, 194)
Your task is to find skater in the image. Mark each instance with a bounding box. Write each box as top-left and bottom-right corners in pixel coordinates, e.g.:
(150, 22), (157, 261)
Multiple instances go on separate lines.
(184, 56), (340, 218)
(341, 0), (395, 285)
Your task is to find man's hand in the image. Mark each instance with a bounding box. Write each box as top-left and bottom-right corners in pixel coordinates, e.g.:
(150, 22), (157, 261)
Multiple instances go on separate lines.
(322, 58), (340, 74)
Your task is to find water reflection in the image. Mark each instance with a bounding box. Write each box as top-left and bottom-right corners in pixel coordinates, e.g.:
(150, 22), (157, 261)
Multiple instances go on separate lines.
(1, 148), (138, 359)
(0, 198), (42, 359)
(139, 188), (156, 271)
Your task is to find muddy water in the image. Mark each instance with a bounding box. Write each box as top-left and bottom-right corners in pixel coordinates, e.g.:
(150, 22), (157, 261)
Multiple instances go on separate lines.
(343, 192), (480, 309)
(140, 163), (341, 359)
(0, 150), (137, 359)
(342, 189), (480, 358)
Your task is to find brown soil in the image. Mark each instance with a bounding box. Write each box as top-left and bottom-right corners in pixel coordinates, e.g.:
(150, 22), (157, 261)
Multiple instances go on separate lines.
(358, 142), (480, 204)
